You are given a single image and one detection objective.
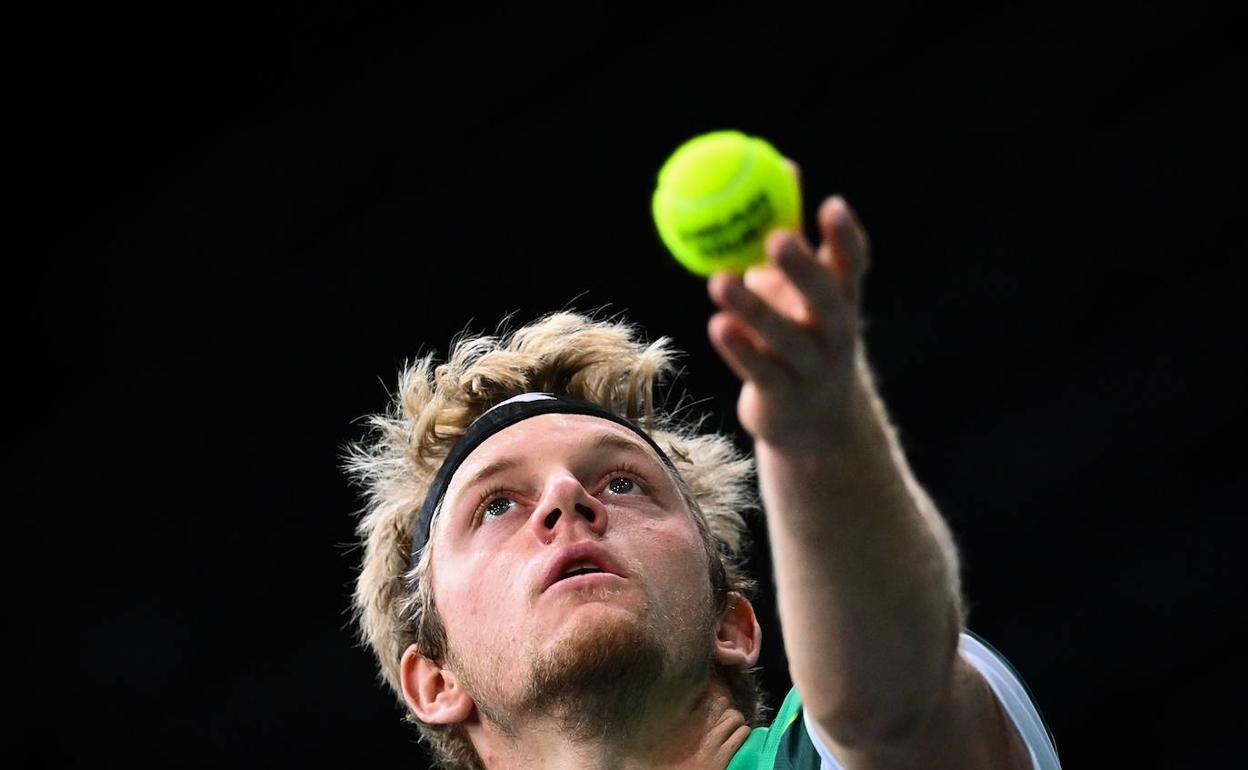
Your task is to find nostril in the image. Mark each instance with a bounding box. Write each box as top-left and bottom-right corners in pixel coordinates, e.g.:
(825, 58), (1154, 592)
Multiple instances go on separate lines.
(544, 508), (561, 529)
(574, 503), (595, 521)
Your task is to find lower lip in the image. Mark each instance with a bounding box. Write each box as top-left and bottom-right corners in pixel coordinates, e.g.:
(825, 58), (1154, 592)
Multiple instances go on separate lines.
(547, 572), (625, 592)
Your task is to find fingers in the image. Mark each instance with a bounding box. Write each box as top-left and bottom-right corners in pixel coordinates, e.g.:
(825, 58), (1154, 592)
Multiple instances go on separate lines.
(708, 270), (821, 376)
(705, 191), (871, 388)
(817, 195), (870, 306)
(764, 229), (847, 334)
(707, 312), (790, 388)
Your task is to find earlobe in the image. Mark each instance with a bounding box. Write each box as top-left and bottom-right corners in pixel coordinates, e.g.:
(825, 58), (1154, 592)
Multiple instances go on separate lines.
(400, 644), (476, 725)
(713, 592), (762, 669)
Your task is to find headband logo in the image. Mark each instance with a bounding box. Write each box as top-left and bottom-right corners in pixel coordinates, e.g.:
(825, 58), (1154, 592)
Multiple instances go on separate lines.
(481, 392), (556, 417)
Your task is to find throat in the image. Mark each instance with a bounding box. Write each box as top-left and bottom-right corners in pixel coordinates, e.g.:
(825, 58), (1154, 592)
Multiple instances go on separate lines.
(475, 675), (747, 770)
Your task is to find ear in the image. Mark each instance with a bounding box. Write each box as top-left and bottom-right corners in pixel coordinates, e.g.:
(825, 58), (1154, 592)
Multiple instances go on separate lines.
(713, 592), (762, 669)
(400, 644), (476, 725)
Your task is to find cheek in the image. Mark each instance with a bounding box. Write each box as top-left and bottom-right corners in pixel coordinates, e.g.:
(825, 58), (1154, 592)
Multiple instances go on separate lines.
(636, 518), (713, 599)
(436, 553), (528, 647)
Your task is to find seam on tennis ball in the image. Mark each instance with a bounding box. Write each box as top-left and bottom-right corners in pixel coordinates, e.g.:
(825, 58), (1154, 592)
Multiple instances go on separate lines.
(664, 137), (758, 212)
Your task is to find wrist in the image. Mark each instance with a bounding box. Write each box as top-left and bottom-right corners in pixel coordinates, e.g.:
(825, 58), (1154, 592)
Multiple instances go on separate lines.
(758, 358), (897, 481)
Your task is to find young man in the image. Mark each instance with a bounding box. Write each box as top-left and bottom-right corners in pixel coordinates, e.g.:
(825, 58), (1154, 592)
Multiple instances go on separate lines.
(345, 193), (1062, 769)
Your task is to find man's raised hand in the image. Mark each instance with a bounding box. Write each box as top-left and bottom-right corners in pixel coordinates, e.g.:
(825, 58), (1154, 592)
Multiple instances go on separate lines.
(707, 184), (872, 453)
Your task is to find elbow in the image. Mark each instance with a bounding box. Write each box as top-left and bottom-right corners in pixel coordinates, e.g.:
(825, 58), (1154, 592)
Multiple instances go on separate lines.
(809, 604), (965, 749)
(811, 638), (961, 750)
(814, 700), (935, 751)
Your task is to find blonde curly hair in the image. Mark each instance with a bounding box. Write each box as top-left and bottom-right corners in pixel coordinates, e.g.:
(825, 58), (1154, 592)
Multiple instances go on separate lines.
(343, 311), (768, 770)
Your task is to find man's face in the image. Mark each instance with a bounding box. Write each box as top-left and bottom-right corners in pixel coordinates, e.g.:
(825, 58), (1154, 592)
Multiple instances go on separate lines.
(428, 413), (719, 733)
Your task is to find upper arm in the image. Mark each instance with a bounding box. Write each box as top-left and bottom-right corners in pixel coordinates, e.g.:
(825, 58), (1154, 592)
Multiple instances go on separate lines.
(812, 653), (1034, 770)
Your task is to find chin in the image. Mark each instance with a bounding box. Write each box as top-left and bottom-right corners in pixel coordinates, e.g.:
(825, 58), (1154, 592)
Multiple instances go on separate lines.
(526, 608), (668, 713)
(548, 599), (644, 645)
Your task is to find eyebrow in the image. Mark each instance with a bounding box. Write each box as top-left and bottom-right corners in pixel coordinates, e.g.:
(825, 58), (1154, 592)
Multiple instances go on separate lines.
(450, 429), (664, 511)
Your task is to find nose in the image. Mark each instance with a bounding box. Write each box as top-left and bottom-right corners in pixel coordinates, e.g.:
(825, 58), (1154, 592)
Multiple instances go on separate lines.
(528, 472), (608, 543)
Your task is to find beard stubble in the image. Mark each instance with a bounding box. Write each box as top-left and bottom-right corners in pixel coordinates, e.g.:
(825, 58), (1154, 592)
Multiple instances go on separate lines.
(449, 575), (719, 743)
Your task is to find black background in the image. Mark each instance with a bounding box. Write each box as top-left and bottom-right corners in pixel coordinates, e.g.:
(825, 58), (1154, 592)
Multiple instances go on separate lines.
(16, 3), (1245, 767)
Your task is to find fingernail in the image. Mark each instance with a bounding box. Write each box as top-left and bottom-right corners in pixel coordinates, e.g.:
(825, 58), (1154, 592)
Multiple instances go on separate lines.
(826, 195), (852, 226)
(833, 194), (853, 219)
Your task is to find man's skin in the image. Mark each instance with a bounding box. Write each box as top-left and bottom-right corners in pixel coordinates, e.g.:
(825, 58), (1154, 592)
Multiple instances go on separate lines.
(400, 180), (1034, 769)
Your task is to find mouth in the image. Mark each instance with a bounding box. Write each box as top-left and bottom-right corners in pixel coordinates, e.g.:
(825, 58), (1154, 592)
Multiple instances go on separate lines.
(541, 545), (625, 593)
(549, 570), (624, 592)
(558, 564), (606, 581)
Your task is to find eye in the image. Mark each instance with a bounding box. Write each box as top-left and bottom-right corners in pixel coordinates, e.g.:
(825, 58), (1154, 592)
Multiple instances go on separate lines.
(482, 496), (518, 520)
(599, 462), (652, 498)
(606, 476), (641, 495)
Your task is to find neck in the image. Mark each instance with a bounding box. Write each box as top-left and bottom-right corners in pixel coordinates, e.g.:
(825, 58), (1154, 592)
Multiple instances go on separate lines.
(466, 674), (751, 770)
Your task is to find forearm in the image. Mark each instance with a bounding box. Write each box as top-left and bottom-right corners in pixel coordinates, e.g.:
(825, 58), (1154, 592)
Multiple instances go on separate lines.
(761, 350), (964, 747)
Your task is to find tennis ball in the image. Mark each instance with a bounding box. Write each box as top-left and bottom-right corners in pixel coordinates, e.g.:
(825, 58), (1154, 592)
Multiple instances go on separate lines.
(652, 130), (802, 276)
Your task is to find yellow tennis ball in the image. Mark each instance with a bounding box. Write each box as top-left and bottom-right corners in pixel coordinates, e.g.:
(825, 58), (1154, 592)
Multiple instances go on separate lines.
(652, 130), (802, 276)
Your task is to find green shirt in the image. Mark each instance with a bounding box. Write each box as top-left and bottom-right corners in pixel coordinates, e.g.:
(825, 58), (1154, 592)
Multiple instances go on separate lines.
(726, 686), (821, 770)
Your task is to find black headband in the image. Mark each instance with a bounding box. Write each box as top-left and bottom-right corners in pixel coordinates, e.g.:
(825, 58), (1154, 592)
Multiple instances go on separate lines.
(410, 393), (677, 563)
